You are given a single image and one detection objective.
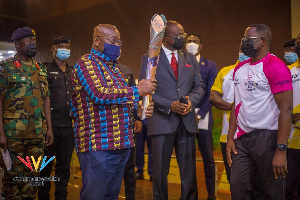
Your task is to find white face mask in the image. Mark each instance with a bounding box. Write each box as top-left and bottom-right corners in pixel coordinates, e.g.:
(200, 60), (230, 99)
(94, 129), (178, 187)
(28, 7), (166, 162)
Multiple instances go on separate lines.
(186, 42), (199, 55)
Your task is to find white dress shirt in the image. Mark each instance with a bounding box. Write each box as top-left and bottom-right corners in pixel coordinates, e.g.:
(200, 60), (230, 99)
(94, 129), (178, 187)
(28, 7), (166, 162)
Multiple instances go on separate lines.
(162, 44), (178, 64)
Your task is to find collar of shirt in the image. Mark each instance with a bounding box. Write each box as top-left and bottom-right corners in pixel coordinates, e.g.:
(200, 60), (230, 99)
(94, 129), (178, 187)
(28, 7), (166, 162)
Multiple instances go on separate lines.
(90, 48), (119, 69)
(162, 44), (178, 64)
(52, 59), (70, 73)
(196, 54), (200, 63)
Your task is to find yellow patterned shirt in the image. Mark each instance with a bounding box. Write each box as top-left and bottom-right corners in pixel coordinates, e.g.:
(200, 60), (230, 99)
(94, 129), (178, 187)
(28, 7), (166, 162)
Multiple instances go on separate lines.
(211, 61), (238, 143)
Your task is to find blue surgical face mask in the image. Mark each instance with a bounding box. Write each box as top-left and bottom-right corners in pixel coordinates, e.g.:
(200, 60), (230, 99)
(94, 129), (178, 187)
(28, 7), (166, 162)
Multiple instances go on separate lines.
(102, 43), (121, 61)
(238, 53), (250, 62)
(284, 52), (298, 64)
(56, 49), (71, 61)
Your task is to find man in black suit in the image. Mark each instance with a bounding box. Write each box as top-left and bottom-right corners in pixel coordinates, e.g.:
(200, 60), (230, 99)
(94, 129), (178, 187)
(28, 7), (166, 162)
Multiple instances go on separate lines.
(139, 20), (205, 200)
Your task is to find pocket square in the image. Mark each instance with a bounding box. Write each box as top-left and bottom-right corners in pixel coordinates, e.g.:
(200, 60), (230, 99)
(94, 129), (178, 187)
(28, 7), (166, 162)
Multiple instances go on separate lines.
(185, 64), (192, 68)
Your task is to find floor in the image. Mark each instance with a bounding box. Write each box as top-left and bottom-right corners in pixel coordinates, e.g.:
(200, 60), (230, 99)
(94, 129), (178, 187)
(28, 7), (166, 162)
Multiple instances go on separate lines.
(0, 150), (232, 200)
(50, 150), (232, 200)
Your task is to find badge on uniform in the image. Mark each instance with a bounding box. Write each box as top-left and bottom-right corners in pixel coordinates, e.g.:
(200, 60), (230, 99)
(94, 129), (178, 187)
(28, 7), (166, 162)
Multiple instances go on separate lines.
(50, 72), (59, 74)
(201, 62), (205, 65)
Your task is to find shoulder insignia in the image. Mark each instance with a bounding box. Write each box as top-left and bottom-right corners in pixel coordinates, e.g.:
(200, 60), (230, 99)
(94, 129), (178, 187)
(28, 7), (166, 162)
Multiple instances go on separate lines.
(0, 57), (15, 67)
(37, 61), (47, 70)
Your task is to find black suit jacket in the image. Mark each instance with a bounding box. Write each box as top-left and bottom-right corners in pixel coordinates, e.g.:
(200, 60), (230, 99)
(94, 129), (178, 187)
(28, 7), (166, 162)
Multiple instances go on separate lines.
(139, 49), (205, 135)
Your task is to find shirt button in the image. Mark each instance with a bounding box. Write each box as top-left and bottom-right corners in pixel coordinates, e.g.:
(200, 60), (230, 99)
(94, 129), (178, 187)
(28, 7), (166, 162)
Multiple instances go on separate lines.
(67, 102), (69, 105)
(67, 91), (69, 94)
(178, 88), (180, 91)
(66, 82), (68, 85)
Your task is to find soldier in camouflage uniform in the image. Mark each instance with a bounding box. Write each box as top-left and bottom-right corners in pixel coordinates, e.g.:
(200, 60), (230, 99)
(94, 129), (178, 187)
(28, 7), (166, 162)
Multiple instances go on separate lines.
(0, 27), (53, 200)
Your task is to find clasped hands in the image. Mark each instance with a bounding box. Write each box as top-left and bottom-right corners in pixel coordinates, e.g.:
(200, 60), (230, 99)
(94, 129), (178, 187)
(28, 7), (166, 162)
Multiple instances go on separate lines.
(170, 96), (192, 115)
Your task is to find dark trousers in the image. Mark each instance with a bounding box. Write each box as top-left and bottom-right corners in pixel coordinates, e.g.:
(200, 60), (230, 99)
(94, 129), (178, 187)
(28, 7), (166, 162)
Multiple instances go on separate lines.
(124, 147), (136, 200)
(220, 142), (231, 182)
(286, 148), (300, 200)
(196, 129), (215, 195)
(78, 149), (130, 200)
(151, 120), (198, 200)
(136, 119), (153, 176)
(231, 129), (285, 200)
(38, 126), (74, 200)
(221, 142), (266, 200)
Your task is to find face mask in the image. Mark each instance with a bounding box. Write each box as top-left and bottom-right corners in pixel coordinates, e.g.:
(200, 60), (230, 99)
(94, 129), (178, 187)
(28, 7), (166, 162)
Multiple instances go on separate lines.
(56, 49), (71, 61)
(102, 43), (121, 61)
(241, 40), (260, 58)
(238, 53), (250, 62)
(284, 52), (298, 64)
(186, 42), (199, 55)
(25, 43), (37, 58)
(172, 37), (185, 50)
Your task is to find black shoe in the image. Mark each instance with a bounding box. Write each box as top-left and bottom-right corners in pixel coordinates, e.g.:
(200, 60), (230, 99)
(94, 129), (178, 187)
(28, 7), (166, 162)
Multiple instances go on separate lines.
(149, 176), (153, 182)
(207, 195), (216, 200)
(135, 173), (144, 180)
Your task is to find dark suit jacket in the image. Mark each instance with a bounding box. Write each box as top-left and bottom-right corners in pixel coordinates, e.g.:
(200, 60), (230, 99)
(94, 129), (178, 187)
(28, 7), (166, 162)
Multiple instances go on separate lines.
(196, 57), (218, 131)
(139, 49), (205, 135)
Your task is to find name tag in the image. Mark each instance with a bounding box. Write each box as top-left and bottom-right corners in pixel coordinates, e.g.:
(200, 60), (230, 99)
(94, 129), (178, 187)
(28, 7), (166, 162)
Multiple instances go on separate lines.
(50, 72), (59, 74)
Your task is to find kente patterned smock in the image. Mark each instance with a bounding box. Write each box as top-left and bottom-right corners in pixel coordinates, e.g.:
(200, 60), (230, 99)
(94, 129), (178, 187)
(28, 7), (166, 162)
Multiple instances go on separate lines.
(71, 49), (139, 152)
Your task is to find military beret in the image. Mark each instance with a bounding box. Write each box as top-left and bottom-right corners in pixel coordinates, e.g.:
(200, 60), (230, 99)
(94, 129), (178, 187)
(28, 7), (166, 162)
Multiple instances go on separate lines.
(284, 38), (297, 48)
(52, 36), (71, 45)
(11, 27), (36, 41)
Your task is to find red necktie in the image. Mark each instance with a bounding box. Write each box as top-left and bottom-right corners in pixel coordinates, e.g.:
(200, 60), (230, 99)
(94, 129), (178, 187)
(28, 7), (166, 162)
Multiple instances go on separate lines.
(171, 52), (178, 80)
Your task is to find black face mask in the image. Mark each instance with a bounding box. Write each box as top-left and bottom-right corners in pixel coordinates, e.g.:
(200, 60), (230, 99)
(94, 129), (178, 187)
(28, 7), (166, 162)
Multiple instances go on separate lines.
(172, 37), (185, 50)
(241, 40), (259, 58)
(25, 43), (37, 58)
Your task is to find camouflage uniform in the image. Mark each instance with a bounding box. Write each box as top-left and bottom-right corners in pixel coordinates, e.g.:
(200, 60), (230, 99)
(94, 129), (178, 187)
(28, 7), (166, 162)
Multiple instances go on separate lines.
(0, 55), (49, 200)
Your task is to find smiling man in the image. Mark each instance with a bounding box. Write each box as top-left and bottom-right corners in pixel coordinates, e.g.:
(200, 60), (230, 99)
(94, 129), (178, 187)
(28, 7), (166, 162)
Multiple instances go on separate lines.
(226, 24), (293, 199)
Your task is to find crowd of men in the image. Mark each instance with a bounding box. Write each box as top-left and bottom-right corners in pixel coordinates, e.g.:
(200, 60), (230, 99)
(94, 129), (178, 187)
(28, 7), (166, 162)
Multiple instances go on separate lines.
(0, 20), (299, 200)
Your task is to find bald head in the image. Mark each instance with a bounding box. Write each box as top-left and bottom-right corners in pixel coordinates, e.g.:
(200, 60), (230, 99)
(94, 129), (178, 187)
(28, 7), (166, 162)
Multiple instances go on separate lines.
(92, 24), (121, 53)
(93, 24), (119, 38)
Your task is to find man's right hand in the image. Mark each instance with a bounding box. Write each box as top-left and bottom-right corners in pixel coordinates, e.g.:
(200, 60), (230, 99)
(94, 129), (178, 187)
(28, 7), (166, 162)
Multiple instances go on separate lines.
(226, 138), (237, 167)
(171, 100), (188, 114)
(0, 134), (7, 152)
(137, 79), (157, 96)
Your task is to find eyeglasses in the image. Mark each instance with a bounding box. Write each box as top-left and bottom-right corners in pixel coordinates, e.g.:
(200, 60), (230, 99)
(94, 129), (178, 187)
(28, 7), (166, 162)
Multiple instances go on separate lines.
(96, 36), (122, 46)
(241, 36), (263, 42)
(166, 33), (187, 40)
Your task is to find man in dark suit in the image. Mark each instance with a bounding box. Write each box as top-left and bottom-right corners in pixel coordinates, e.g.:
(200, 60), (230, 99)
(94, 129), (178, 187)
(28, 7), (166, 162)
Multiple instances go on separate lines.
(186, 34), (218, 200)
(139, 20), (205, 200)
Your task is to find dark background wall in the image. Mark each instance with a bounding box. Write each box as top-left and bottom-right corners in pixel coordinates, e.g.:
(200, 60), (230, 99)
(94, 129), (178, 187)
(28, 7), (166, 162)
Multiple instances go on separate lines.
(1, 0), (291, 77)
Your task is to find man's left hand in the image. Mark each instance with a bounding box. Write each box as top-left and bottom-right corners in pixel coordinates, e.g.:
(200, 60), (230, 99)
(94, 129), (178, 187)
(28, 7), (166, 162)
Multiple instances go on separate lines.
(182, 96), (192, 115)
(45, 129), (53, 146)
(134, 120), (142, 133)
(272, 150), (287, 179)
(139, 102), (154, 118)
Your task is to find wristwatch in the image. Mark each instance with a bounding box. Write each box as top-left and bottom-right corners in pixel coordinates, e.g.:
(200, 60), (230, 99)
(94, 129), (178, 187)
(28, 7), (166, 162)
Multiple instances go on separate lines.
(276, 144), (287, 151)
